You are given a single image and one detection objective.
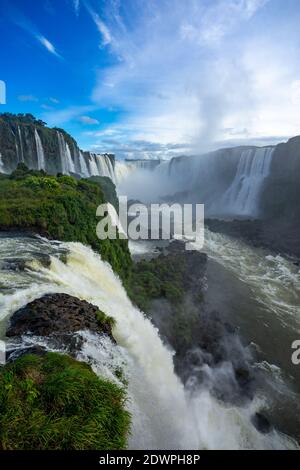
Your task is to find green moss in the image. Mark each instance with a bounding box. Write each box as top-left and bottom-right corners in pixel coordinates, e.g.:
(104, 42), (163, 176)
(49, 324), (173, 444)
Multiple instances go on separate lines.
(127, 255), (185, 311)
(0, 353), (130, 450)
(95, 310), (116, 329)
(0, 166), (132, 282)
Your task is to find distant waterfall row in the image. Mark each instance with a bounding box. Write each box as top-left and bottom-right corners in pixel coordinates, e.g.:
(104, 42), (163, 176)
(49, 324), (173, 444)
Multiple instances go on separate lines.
(0, 125), (116, 181)
(0, 120), (277, 218)
(115, 147), (276, 218)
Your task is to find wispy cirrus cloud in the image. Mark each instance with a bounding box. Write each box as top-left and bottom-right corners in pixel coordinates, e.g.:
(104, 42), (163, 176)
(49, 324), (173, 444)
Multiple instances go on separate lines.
(18, 94), (38, 102)
(37, 35), (61, 57)
(2, 0), (62, 58)
(73, 0), (80, 15)
(83, 1), (113, 47)
(49, 97), (60, 104)
(180, 0), (270, 45)
(79, 115), (100, 125)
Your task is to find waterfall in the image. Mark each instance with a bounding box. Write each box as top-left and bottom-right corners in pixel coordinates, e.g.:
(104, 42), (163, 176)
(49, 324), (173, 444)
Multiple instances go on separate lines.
(0, 238), (296, 450)
(65, 142), (76, 174)
(88, 153), (99, 176)
(104, 155), (115, 182)
(0, 152), (4, 173)
(79, 151), (90, 177)
(115, 161), (134, 184)
(18, 126), (24, 162)
(115, 160), (162, 185)
(55, 140), (115, 179)
(79, 150), (90, 177)
(56, 132), (76, 174)
(126, 159), (161, 171)
(56, 131), (68, 174)
(34, 129), (46, 171)
(96, 154), (116, 182)
(222, 147), (275, 216)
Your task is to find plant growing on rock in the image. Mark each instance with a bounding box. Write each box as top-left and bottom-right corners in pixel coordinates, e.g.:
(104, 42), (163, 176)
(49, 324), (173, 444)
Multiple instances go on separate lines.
(0, 353), (130, 450)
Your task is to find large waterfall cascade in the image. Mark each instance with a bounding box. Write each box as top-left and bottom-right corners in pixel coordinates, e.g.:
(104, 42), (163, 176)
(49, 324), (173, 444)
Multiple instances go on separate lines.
(56, 131), (68, 174)
(79, 150), (89, 177)
(0, 123), (117, 179)
(115, 147), (276, 216)
(221, 147), (275, 216)
(0, 237), (296, 450)
(65, 142), (76, 174)
(0, 123), (277, 217)
(34, 129), (46, 171)
(0, 152), (4, 171)
(17, 126), (24, 162)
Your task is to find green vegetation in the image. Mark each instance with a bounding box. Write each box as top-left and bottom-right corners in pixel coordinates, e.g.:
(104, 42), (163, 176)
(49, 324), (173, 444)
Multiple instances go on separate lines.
(89, 176), (119, 210)
(127, 255), (186, 311)
(0, 112), (46, 127)
(96, 309), (116, 329)
(0, 165), (132, 281)
(0, 353), (130, 450)
(0, 113), (78, 174)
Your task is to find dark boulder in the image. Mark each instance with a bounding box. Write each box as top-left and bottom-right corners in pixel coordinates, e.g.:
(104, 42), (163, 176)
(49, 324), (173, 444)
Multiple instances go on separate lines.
(6, 293), (115, 340)
(251, 412), (273, 434)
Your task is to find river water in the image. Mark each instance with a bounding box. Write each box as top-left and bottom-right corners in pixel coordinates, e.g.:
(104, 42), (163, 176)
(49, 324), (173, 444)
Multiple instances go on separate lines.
(0, 231), (299, 449)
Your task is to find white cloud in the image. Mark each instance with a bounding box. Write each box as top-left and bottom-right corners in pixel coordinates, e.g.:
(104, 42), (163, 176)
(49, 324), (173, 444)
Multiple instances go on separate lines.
(86, 0), (300, 157)
(41, 104), (53, 110)
(84, 3), (112, 47)
(42, 105), (96, 126)
(95, 17), (112, 47)
(192, 0), (270, 45)
(49, 97), (60, 104)
(8, 5), (62, 60)
(79, 115), (100, 125)
(73, 0), (80, 15)
(18, 94), (38, 102)
(37, 35), (61, 57)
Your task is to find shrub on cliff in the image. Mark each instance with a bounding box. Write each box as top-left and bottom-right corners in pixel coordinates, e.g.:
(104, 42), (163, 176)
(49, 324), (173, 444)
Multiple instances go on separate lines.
(127, 255), (186, 311)
(0, 353), (130, 450)
(0, 167), (132, 281)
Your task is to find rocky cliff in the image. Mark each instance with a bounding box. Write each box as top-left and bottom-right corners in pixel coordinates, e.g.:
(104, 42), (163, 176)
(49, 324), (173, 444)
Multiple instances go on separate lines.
(0, 113), (115, 179)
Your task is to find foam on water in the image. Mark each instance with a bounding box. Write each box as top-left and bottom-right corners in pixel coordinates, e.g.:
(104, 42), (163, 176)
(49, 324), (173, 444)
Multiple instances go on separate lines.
(0, 238), (297, 449)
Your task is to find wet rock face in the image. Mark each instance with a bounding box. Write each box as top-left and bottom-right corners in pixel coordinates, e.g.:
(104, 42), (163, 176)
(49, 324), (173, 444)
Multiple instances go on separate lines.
(143, 240), (256, 405)
(6, 293), (114, 340)
(251, 412), (273, 434)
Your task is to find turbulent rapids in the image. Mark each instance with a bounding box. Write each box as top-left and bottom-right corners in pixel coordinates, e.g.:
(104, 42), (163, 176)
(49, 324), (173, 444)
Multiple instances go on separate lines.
(0, 234), (298, 449)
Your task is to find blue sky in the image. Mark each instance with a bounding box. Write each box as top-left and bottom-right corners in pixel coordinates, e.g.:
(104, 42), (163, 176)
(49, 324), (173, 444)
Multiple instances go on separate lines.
(1, 0), (300, 159)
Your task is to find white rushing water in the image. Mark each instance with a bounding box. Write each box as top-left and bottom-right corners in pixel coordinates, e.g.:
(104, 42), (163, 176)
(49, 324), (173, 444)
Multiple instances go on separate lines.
(57, 131), (68, 174)
(96, 154), (115, 182)
(115, 161), (135, 184)
(79, 151), (90, 177)
(34, 129), (46, 171)
(88, 154), (99, 176)
(221, 147), (275, 216)
(17, 126), (24, 162)
(0, 152), (4, 172)
(65, 142), (76, 174)
(0, 238), (297, 450)
(191, 229), (300, 331)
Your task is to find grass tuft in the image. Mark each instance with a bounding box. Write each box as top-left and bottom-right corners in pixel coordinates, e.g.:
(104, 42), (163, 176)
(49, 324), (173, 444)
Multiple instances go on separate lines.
(0, 352), (130, 450)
